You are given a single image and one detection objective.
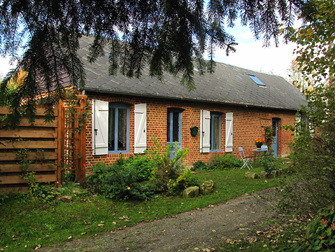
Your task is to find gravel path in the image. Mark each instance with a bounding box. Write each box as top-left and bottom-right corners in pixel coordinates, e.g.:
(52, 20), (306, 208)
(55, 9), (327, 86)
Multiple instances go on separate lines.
(40, 187), (278, 252)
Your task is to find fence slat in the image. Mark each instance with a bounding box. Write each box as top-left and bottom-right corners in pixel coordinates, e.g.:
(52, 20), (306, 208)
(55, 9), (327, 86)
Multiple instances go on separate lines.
(0, 140), (57, 149)
(0, 128), (57, 138)
(0, 118), (57, 128)
(0, 174), (57, 184)
(17, 118), (58, 127)
(0, 152), (57, 161)
(0, 107), (58, 116)
(0, 163), (56, 173)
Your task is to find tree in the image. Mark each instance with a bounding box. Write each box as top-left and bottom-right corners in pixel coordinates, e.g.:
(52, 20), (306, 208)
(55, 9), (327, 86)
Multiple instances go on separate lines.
(284, 0), (335, 84)
(0, 69), (26, 105)
(287, 58), (311, 93)
(279, 0), (335, 214)
(0, 0), (305, 122)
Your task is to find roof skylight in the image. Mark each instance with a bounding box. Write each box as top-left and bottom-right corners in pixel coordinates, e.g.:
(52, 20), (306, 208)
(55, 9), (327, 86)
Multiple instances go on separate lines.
(248, 74), (266, 87)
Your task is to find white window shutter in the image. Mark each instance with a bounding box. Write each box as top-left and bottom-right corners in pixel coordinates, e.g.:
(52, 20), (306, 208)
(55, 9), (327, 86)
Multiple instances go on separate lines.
(225, 112), (233, 152)
(92, 99), (109, 155)
(200, 110), (210, 153)
(134, 104), (147, 154)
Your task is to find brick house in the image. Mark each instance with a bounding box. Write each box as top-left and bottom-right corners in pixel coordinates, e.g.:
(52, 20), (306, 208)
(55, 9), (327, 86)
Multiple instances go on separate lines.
(77, 37), (307, 170)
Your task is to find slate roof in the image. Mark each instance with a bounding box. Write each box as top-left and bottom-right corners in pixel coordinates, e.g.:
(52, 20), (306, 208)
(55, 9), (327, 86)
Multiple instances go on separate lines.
(79, 36), (306, 111)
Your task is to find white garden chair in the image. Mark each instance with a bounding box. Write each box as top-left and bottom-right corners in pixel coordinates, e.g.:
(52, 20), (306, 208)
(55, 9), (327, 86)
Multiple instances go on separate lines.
(239, 147), (253, 170)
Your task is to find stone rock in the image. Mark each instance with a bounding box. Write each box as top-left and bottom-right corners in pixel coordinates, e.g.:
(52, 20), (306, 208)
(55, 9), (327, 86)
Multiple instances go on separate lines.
(57, 195), (72, 203)
(245, 172), (259, 179)
(183, 186), (199, 198)
(200, 180), (214, 195)
(271, 170), (281, 177)
(260, 171), (272, 179)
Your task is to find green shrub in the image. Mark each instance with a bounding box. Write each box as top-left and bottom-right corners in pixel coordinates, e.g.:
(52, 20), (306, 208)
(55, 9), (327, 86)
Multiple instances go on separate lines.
(33, 183), (59, 203)
(84, 161), (153, 200)
(167, 170), (199, 195)
(83, 162), (108, 194)
(85, 138), (190, 198)
(100, 164), (153, 200)
(146, 138), (189, 192)
(292, 205), (335, 251)
(191, 160), (208, 171)
(207, 154), (242, 170)
(260, 156), (278, 174)
(126, 155), (155, 182)
(282, 84), (335, 214)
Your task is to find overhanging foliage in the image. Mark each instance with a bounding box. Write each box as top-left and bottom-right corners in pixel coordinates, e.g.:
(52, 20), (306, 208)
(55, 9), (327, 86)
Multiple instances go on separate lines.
(0, 0), (305, 122)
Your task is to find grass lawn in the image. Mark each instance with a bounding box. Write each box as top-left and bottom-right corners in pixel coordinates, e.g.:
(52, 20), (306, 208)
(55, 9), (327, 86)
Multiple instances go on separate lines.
(0, 166), (282, 252)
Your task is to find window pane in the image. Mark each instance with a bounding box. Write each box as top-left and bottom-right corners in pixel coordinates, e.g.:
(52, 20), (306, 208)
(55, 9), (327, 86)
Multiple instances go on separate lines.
(213, 116), (220, 150)
(108, 108), (115, 151)
(118, 108), (127, 151)
(172, 112), (179, 142)
(248, 74), (265, 86)
(167, 111), (171, 142)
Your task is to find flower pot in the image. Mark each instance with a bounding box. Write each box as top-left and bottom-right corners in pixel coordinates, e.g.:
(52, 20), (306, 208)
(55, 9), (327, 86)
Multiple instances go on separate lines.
(255, 143), (263, 148)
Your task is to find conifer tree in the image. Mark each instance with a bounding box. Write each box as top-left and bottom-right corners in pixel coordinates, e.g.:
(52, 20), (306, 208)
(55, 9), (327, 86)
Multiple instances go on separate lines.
(0, 0), (306, 121)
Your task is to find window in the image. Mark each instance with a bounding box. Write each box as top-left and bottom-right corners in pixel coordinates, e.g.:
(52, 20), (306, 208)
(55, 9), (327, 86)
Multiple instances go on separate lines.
(167, 110), (181, 143)
(200, 110), (224, 153)
(92, 100), (145, 155)
(210, 113), (221, 151)
(167, 108), (183, 159)
(108, 103), (129, 152)
(248, 74), (266, 87)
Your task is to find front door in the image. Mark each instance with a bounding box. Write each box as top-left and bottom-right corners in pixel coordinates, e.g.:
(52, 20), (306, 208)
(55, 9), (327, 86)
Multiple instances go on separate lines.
(167, 109), (182, 159)
(272, 119), (279, 157)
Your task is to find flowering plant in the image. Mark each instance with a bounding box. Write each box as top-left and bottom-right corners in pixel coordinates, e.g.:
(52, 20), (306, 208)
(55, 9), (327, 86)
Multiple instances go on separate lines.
(255, 138), (265, 148)
(292, 205), (335, 251)
(255, 138), (265, 144)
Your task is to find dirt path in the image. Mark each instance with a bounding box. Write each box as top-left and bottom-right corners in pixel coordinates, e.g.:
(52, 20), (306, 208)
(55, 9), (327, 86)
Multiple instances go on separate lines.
(40, 187), (278, 252)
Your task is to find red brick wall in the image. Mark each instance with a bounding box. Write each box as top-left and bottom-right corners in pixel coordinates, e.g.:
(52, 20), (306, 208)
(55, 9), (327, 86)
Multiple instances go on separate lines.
(85, 93), (296, 172)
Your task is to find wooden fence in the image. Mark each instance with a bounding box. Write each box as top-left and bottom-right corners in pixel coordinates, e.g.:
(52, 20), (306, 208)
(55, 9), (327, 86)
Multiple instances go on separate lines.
(0, 107), (60, 193)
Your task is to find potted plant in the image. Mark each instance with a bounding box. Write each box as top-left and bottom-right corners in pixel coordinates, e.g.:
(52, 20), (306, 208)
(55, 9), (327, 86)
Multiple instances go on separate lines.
(255, 138), (265, 148)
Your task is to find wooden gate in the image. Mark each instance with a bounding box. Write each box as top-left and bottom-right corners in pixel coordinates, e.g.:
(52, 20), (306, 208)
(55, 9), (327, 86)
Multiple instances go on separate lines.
(58, 94), (87, 184)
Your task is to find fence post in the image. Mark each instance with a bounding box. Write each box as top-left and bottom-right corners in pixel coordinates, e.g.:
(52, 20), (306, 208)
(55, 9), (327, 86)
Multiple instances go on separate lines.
(57, 100), (64, 188)
(79, 97), (87, 184)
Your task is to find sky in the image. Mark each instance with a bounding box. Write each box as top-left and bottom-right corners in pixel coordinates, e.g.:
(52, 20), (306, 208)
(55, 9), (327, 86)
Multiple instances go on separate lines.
(0, 56), (12, 78)
(214, 23), (297, 79)
(0, 23), (298, 80)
